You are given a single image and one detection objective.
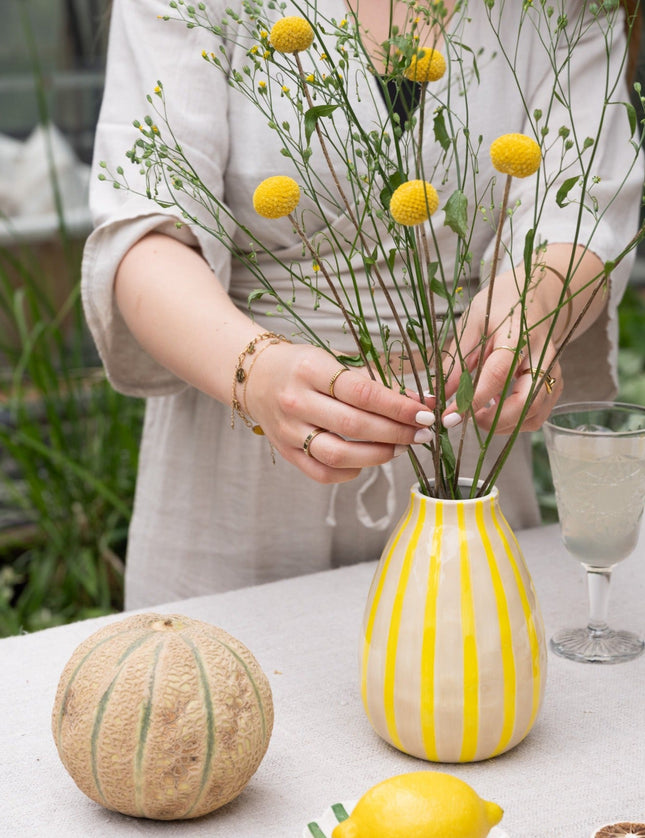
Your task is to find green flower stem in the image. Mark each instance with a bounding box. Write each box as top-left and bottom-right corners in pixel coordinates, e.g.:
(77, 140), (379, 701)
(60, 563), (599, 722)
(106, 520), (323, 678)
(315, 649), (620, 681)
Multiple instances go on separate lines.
(293, 53), (430, 420)
(287, 213), (375, 376)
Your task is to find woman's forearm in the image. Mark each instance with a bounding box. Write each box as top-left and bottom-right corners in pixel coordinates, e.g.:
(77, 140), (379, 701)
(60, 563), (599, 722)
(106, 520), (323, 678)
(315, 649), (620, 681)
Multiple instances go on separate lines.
(532, 243), (608, 346)
(114, 232), (261, 404)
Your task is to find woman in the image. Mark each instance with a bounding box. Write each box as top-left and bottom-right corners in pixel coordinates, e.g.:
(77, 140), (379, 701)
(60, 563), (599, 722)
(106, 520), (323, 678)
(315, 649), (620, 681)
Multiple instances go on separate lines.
(83, 0), (643, 607)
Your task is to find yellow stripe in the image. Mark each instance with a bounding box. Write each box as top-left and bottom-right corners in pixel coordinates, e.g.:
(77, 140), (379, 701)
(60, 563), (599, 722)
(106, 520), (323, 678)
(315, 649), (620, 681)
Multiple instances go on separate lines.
(360, 499), (414, 715)
(459, 502), (479, 762)
(420, 499), (442, 760)
(476, 500), (517, 756)
(383, 496), (426, 749)
(491, 503), (543, 736)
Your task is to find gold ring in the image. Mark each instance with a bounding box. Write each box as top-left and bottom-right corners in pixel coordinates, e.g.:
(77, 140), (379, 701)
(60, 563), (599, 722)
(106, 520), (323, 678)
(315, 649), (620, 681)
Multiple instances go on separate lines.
(328, 367), (349, 399)
(303, 427), (327, 457)
(491, 345), (525, 363)
(519, 368), (557, 395)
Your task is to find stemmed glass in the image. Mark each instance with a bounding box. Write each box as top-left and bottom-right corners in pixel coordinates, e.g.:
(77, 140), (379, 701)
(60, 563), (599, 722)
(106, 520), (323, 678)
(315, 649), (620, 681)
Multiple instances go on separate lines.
(543, 401), (645, 663)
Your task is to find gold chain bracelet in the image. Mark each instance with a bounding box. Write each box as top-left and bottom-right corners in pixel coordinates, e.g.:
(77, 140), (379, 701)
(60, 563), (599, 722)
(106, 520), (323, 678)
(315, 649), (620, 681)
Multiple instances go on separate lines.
(231, 331), (290, 435)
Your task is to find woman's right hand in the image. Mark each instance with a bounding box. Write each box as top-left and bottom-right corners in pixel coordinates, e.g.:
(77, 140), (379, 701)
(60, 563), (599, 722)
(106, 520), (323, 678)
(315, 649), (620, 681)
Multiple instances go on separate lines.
(243, 339), (436, 483)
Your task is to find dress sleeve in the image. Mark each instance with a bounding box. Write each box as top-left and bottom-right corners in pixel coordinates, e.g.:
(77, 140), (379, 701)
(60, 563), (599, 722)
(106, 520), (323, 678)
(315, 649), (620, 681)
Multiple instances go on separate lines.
(81, 0), (234, 396)
(482, 4), (644, 401)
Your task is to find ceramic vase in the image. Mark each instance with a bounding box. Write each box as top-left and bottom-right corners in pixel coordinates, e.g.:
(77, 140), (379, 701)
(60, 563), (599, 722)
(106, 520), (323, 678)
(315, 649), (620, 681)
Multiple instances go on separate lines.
(361, 482), (547, 762)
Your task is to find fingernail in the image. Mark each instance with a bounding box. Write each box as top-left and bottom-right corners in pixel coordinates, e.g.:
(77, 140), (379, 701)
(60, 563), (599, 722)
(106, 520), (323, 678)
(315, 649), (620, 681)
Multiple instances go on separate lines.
(415, 410), (436, 426)
(414, 428), (433, 444)
(442, 412), (462, 428)
(394, 444), (408, 457)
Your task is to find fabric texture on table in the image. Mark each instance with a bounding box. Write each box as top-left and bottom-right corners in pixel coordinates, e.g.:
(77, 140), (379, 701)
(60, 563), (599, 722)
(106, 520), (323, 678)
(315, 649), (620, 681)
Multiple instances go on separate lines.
(1, 524), (645, 837)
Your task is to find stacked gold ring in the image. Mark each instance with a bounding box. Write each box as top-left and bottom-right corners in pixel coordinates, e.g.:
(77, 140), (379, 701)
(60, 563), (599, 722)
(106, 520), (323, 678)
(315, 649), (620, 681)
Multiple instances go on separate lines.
(519, 367), (557, 394)
(328, 367), (349, 399)
(303, 428), (328, 457)
(491, 344), (525, 363)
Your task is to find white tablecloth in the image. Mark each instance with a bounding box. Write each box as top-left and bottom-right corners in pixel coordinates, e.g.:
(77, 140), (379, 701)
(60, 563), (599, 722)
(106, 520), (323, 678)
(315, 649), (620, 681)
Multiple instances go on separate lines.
(1, 523), (644, 838)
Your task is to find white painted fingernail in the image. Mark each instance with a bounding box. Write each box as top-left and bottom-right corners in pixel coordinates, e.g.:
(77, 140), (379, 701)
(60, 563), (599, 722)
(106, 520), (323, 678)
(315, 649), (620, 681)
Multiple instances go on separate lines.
(414, 428), (433, 444)
(394, 444), (408, 457)
(415, 410), (436, 426)
(442, 412), (462, 428)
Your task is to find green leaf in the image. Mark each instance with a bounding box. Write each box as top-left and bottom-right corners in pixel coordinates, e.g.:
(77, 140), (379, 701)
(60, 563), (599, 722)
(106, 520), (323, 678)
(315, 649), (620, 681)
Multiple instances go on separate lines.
(247, 288), (274, 304)
(433, 106), (451, 151)
(556, 175), (579, 207)
(443, 190), (469, 238)
(455, 369), (474, 413)
(522, 228), (535, 280)
(380, 171), (405, 209)
(429, 276), (449, 299)
(336, 354), (365, 367)
(304, 104), (339, 146)
(624, 100), (637, 136)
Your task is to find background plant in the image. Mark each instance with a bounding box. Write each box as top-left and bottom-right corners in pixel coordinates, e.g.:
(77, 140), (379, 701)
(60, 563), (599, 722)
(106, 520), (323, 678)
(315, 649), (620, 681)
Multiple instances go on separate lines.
(0, 0), (143, 637)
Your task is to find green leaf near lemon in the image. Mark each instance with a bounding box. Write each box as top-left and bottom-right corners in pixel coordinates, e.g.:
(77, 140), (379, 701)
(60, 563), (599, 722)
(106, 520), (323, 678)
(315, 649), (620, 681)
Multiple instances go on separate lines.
(331, 771), (503, 838)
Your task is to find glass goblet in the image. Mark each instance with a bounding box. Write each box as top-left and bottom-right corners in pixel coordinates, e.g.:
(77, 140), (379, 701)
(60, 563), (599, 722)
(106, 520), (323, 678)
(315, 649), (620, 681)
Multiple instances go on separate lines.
(543, 401), (645, 664)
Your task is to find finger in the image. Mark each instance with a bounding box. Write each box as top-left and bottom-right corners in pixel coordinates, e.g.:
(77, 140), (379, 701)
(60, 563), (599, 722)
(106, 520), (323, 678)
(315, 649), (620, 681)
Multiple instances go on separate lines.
(296, 401), (436, 451)
(303, 429), (409, 470)
(327, 366), (435, 428)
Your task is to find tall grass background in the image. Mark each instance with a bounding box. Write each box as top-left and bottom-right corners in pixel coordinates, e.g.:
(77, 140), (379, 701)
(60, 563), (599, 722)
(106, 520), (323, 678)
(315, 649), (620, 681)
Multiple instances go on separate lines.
(0, 0), (143, 636)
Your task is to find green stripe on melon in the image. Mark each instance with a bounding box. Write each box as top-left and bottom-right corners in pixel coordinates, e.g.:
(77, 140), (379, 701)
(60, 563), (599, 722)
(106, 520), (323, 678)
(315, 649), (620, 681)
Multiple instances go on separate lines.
(52, 614), (274, 820)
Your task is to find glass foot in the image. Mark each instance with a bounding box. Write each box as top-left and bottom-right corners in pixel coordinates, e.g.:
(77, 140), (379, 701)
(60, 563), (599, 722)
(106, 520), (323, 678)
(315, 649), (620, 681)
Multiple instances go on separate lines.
(550, 626), (645, 663)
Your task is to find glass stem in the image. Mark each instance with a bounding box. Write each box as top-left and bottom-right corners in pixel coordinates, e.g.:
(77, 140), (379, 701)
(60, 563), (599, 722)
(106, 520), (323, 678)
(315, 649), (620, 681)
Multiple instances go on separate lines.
(586, 569), (612, 635)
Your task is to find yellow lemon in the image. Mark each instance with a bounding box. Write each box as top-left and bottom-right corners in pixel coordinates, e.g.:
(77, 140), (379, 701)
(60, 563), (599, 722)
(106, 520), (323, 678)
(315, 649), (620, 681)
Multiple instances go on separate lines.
(331, 771), (503, 838)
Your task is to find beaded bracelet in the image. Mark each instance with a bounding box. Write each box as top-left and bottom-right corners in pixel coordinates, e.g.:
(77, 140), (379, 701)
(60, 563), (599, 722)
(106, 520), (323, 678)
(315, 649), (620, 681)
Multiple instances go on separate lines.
(231, 331), (290, 435)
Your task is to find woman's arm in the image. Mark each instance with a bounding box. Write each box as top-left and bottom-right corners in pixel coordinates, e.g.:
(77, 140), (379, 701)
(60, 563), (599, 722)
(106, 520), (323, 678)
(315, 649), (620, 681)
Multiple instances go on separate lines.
(115, 232), (437, 481)
(441, 244), (607, 434)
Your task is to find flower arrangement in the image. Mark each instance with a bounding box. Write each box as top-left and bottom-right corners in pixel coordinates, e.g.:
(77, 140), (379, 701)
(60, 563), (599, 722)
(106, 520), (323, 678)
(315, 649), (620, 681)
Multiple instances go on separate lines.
(101, 0), (645, 499)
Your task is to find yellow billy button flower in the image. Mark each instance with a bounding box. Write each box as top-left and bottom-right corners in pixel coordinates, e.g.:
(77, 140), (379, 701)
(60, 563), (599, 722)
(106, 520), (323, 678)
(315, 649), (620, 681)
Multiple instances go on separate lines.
(390, 180), (439, 226)
(405, 48), (446, 82)
(490, 133), (541, 178)
(269, 16), (314, 54)
(253, 176), (300, 219)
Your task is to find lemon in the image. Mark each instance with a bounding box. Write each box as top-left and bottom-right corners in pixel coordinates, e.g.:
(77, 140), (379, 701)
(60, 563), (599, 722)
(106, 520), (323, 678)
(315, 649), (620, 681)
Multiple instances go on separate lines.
(331, 771), (503, 838)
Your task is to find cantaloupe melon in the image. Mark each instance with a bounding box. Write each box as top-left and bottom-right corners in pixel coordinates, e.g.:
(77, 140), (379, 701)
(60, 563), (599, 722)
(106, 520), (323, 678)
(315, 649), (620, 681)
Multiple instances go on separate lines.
(51, 613), (273, 820)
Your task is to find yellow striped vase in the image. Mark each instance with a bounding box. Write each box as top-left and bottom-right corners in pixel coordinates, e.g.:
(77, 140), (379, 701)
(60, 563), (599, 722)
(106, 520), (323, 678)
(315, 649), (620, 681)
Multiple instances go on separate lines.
(361, 482), (547, 763)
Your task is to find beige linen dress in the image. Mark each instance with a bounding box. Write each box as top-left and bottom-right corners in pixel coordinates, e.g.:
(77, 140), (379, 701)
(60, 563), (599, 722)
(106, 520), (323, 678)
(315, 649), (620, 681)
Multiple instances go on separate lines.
(82, 0), (643, 608)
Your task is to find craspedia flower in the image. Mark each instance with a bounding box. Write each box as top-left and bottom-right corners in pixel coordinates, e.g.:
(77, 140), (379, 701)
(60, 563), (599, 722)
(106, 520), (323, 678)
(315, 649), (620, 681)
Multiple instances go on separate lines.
(490, 133), (541, 178)
(404, 48), (446, 82)
(390, 180), (439, 226)
(253, 176), (300, 219)
(269, 17), (314, 53)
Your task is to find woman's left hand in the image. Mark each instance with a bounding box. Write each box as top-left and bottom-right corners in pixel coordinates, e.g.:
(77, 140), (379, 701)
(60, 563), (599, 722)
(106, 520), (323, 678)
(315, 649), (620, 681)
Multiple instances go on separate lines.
(440, 269), (564, 434)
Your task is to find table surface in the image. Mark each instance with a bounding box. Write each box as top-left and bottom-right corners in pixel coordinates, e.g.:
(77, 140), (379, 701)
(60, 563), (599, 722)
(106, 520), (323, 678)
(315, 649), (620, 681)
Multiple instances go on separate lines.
(2, 522), (644, 838)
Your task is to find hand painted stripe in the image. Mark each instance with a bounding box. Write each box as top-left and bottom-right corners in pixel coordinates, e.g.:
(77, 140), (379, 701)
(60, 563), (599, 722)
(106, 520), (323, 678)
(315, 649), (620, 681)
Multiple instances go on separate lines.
(490, 503), (543, 737)
(475, 500), (517, 757)
(420, 499), (443, 760)
(458, 502), (479, 762)
(383, 494), (427, 749)
(360, 499), (415, 714)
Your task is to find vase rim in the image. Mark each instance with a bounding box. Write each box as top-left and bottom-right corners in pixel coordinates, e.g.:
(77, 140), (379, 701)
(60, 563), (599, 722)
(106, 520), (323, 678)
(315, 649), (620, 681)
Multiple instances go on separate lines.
(411, 479), (499, 503)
